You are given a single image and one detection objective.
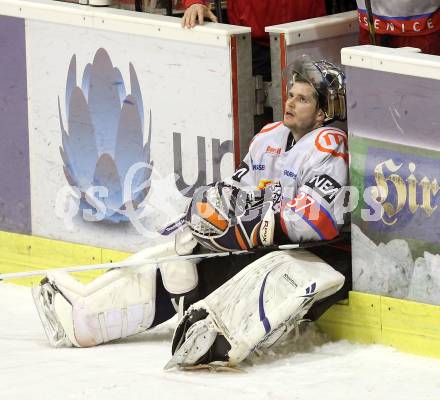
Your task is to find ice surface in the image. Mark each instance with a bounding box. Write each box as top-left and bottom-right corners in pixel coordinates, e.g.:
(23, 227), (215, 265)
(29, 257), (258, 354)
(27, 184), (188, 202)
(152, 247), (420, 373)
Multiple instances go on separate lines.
(2, 283), (440, 400)
(352, 224), (440, 305)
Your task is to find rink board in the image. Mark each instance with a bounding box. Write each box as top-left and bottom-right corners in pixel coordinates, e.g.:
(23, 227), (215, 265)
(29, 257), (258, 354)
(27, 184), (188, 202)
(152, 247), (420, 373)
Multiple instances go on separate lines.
(0, 231), (129, 286)
(266, 11), (358, 120)
(318, 292), (440, 359)
(2, 230), (440, 361)
(350, 135), (440, 258)
(0, 0), (253, 254)
(344, 46), (440, 307)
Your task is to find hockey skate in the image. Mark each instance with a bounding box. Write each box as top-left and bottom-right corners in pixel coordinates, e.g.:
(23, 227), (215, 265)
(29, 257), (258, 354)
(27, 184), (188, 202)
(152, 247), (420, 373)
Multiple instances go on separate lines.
(164, 317), (219, 370)
(32, 278), (73, 348)
(176, 363), (243, 373)
(165, 300), (309, 371)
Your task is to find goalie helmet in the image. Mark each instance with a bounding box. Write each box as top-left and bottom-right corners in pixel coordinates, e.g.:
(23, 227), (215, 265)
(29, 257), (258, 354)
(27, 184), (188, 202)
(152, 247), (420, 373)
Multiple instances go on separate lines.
(286, 55), (346, 123)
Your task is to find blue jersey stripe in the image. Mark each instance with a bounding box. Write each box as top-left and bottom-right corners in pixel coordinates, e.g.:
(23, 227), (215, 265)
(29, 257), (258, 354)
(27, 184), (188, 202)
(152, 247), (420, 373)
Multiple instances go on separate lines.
(259, 271), (272, 334)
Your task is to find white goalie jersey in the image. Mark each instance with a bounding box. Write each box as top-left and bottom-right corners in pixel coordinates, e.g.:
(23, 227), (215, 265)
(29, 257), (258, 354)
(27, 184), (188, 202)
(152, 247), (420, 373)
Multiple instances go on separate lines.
(228, 121), (349, 243)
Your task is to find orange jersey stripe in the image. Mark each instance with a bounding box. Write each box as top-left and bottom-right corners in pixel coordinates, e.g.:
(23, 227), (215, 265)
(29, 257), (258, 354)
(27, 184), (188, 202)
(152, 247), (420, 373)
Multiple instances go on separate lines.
(235, 225), (249, 250)
(285, 194), (338, 240)
(251, 222), (261, 247)
(250, 121), (284, 146)
(259, 121), (283, 134)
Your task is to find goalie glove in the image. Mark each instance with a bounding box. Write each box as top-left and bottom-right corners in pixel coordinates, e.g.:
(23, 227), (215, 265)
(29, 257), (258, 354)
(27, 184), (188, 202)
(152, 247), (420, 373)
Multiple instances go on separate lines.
(185, 182), (283, 251)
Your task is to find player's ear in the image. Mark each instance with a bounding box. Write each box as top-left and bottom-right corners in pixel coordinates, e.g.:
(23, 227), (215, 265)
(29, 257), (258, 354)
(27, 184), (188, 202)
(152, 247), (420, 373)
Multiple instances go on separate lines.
(316, 107), (325, 125)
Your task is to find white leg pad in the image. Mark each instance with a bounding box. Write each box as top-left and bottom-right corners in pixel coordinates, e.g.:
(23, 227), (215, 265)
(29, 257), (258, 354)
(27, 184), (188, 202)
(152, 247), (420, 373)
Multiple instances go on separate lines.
(36, 230), (198, 348)
(189, 250), (345, 365)
(46, 265), (156, 347)
(74, 265), (156, 346)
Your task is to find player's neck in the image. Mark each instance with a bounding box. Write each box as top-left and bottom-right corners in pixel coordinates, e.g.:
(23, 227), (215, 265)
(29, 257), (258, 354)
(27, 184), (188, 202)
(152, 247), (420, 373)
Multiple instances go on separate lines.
(292, 130), (307, 143)
(292, 122), (323, 143)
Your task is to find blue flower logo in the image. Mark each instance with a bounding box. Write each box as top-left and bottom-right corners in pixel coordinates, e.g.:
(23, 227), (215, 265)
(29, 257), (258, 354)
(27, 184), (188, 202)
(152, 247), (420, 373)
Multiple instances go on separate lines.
(58, 48), (153, 223)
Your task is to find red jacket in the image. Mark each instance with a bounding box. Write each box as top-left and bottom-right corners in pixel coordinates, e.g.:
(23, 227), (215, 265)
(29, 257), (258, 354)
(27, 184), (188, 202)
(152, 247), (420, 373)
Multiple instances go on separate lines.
(183, 0), (326, 44)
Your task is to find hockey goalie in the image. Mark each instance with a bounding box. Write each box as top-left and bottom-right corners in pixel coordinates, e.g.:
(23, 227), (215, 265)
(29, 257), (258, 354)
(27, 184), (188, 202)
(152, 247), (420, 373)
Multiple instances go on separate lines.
(32, 56), (351, 369)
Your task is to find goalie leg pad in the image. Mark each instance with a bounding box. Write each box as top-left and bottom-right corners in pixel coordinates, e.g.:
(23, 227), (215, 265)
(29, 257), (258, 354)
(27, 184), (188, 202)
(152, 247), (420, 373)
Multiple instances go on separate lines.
(33, 232), (199, 348)
(170, 249), (344, 366)
(33, 265), (157, 347)
(71, 265), (157, 347)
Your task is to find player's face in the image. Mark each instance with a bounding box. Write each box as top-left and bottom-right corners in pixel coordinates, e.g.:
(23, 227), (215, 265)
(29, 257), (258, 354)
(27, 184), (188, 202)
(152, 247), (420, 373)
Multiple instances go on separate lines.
(283, 82), (324, 134)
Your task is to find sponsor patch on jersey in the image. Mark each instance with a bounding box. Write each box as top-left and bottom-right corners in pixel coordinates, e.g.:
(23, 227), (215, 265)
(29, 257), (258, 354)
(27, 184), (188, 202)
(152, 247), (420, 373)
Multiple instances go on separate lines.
(285, 192), (315, 212)
(232, 161), (249, 182)
(285, 192), (338, 240)
(252, 164), (265, 171)
(305, 174), (341, 203)
(265, 145), (282, 156)
(257, 179), (273, 190)
(315, 129), (348, 163)
(283, 169), (297, 179)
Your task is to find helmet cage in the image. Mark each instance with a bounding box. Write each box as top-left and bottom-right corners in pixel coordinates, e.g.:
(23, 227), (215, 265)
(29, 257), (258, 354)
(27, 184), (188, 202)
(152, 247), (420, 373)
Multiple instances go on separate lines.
(285, 56), (346, 123)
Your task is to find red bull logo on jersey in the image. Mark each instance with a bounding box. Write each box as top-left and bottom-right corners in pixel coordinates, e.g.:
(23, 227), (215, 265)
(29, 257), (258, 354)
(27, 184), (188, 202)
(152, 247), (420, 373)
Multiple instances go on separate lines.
(265, 145), (282, 155)
(315, 129), (348, 163)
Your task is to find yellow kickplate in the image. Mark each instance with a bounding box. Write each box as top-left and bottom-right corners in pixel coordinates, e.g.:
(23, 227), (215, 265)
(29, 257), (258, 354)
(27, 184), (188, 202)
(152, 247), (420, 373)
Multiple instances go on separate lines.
(318, 291), (440, 360)
(317, 291), (382, 343)
(0, 231), (130, 286)
(381, 296), (440, 358)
